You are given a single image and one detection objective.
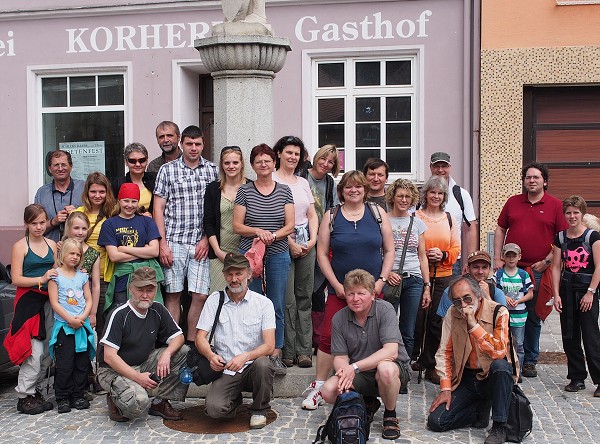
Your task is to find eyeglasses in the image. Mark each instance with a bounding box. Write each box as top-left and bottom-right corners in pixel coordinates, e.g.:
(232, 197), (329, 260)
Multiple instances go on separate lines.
(254, 160), (273, 165)
(451, 295), (473, 308)
(51, 163), (69, 169)
(127, 157), (147, 165)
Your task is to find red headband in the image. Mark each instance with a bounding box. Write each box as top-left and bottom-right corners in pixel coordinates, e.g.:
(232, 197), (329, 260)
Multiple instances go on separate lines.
(118, 183), (140, 201)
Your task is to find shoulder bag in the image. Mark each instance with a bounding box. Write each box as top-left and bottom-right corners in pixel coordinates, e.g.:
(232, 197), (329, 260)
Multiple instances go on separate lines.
(383, 216), (414, 305)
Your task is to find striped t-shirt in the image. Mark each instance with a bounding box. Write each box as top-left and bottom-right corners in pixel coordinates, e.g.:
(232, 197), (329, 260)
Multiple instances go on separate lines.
(497, 268), (533, 327)
(235, 182), (293, 255)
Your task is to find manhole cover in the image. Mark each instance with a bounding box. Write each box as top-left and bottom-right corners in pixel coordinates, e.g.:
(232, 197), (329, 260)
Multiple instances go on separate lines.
(163, 403), (277, 434)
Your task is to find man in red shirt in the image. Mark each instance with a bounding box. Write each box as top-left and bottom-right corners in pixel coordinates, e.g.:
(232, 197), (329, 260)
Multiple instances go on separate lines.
(493, 162), (567, 378)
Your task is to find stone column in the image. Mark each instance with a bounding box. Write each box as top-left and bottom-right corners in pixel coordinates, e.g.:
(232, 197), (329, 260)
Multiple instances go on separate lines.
(195, 34), (291, 176)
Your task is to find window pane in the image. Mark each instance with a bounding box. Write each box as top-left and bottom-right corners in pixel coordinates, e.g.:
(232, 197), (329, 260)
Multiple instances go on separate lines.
(356, 123), (380, 147)
(356, 149), (381, 171)
(318, 63), (344, 88)
(356, 61), (380, 86)
(319, 124), (345, 147)
(386, 148), (411, 173)
(356, 97), (380, 122)
(42, 78), (67, 107)
(386, 123), (411, 147)
(70, 76), (96, 107)
(386, 61), (411, 85)
(318, 98), (344, 123)
(98, 75), (124, 106)
(42, 111), (125, 183)
(386, 97), (411, 121)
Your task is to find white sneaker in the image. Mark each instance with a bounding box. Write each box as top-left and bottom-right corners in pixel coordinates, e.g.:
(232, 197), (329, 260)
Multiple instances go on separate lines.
(301, 381), (324, 410)
(250, 413), (267, 429)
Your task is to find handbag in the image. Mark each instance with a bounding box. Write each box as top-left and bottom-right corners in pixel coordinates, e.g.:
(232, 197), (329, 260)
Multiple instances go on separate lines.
(493, 305), (533, 442)
(383, 216), (413, 305)
(186, 291), (226, 385)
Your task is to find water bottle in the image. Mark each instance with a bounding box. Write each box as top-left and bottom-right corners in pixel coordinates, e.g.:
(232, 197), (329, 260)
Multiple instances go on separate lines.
(179, 366), (196, 385)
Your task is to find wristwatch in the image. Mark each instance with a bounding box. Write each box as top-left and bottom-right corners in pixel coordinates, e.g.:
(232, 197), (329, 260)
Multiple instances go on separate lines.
(272, 232), (277, 240)
(379, 276), (387, 283)
(588, 287), (596, 294)
(423, 282), (431, 287)
(545, 259), (551, 266)
(352, 363), (360, 374)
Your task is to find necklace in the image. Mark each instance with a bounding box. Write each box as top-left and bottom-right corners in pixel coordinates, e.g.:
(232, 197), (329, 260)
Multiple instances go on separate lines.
(343, 207), (363, 216)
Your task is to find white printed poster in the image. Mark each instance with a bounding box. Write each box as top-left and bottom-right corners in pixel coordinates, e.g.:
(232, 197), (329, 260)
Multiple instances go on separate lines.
(59, 141), (106, 180)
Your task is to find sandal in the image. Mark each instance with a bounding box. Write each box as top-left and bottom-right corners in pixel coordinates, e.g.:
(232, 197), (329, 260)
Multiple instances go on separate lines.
(382, 416), (401, 440)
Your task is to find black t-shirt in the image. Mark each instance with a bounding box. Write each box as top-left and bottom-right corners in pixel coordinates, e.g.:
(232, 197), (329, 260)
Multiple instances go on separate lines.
(554, 228), (600, 275)
(98, 302), (182, 367)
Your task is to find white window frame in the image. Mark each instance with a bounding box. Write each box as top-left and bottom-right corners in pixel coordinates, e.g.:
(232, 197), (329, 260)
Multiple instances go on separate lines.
(302, 45), (424, 181)
(27, 62), (132, 201)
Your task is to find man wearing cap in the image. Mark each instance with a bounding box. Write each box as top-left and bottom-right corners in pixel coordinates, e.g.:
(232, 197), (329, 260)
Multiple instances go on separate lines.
(436, 251), (507, 317)
(97, 267), (189, 422)
(429, 152), (477, 275)
(34, 149), (85, 242)
(494, 161), (567, 378)
(428, 275), (515, 444)
(195, 252), (276, 430)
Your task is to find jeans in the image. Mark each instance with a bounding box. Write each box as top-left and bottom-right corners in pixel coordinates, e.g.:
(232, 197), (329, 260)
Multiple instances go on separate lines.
(524, 270), (542, 366)
(427, 359), (514, 432)
(510, 325), (525, 370)
(452, 260), (463, 278)
(248, 251), (291, 350)
(393, 274), (424, 358)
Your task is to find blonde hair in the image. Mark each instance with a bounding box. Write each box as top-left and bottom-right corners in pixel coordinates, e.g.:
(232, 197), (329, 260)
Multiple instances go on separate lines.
(385, 178), (419, 209)
(312, 144), (341, 177)
(63, 211), (90, 242)
(343, 269), (375, 293)
(57, 238), (83, 268)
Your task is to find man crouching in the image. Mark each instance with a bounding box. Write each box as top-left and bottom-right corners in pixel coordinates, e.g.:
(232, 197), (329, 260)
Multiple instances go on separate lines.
(320, 269), (411, 440)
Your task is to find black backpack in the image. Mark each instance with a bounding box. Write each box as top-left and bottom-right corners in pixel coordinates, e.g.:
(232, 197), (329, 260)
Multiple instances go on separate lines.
(313, 390), (369, 444)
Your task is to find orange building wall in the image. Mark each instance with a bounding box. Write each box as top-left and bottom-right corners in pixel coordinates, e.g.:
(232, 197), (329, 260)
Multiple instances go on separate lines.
(483, 0), (600, 49)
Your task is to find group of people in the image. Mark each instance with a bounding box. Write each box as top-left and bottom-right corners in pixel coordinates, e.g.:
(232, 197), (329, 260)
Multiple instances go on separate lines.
(5, 119), (600, 444)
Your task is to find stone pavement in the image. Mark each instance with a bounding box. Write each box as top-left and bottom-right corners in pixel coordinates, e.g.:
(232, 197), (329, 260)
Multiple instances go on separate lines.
(1, 311), (600, 443)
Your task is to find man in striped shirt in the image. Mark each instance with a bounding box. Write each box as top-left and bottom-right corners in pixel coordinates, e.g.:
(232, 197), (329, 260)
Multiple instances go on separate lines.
(427, 275), (516, 444)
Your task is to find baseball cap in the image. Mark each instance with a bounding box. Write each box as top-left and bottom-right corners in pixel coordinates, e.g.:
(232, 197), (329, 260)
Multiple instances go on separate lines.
(502, 243), (521, 256)
(467, 250), (492, 265)
(223, 251), (250, 271)
(130, 267), (158, 287)
(430, 152), (451, 164)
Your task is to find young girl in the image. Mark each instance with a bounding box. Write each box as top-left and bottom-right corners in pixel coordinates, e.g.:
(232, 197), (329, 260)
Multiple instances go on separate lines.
(5, 204), (57, 415)
(48, 238), (96, 413)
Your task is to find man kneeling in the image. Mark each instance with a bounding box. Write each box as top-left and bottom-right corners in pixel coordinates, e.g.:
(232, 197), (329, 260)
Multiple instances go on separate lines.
(321, 269), (411, 440)
(196, 252), (276, 429)
(428, 275), (517, 444)
(98, 267), (189, 422)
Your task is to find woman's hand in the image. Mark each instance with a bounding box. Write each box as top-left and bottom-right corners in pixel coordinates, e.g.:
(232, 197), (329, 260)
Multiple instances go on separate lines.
(256, 229), (275, 246)
(388, 272), (402, 286)
(289, 240), (305, 258)
(580, 291), (594, 312)
(422, 287), (431, 308)
(333, 282), (346, 300)
(427, 248), (443, 262)
(553, 295), (562, 313)
(42, 268), (58, 284)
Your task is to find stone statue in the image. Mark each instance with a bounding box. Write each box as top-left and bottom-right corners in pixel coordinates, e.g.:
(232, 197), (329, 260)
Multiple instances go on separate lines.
(214, 0), (273, 36)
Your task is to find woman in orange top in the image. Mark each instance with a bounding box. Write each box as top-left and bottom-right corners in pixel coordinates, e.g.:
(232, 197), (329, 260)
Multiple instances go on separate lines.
(414, 175), (460, 384)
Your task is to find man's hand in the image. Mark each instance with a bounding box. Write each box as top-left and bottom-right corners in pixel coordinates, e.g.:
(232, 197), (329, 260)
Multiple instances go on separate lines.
(429, 390), (452, 412)
(194, 237), (209, 261)
(335, 365), (356, 393)
(226, 352), (250, 373)
(137, 372), (159, 390)
(479, 280), (491, 300)
(531, 259), (549, 273)
(461, 306), (477, 328)
(493, 257), (504, 271)
(209, 354), (227, 372)
(159, 240), (174, 267)
(156, 349), (172, 379)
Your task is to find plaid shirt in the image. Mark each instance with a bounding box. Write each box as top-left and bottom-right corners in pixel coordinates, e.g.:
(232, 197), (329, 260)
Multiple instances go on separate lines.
(154, 156), (218, 245)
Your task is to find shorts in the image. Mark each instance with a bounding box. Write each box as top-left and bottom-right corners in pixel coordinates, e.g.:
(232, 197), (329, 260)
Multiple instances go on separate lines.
(162, 242), (209, 294)
(352, 361), (409, 398)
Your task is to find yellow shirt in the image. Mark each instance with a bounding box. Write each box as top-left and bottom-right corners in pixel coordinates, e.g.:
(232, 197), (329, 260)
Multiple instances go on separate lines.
(139, 187), (152, 213)
(75, 206), (108, 281)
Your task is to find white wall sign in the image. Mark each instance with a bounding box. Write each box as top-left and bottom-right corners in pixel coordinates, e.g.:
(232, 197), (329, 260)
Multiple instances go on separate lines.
(59, 141), (106, 180)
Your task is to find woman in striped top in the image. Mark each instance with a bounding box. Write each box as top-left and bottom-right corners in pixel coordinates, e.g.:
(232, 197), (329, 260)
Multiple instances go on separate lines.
(233, 143), (295, 374)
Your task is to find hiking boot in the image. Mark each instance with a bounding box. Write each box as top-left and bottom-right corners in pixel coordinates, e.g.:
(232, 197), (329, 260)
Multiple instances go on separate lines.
(281, 357), (295, 367)
(382, 416), (401, 440)
(83, 390), (94, 402)
(301, 381), (324, 410)
(34, 390), (54, 411)
(250, 413), (267, 429)
(364, 396), (381, 423)
(521, 364), (537, 378)
(269, 355), (288, 376)
(57, 398), (71, 414)
(565, 380), (586, 392)
(149, 399), (183, 421)
(107, 395), (129, 422)
(424, 368), (440, 385)
(484, 424), (507, 444)
(297, 355), (313, 368)
(71, 397), (90, 410)
(17, 395), (46, 415)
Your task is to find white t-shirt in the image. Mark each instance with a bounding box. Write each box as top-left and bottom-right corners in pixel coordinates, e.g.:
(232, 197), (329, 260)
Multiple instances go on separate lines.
(389, 215), (428, 277)
(445, 177), (476, 253)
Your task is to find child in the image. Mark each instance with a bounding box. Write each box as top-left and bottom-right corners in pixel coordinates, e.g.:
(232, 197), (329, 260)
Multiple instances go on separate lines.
(495, 243), (534, 372)
(48, 238), (96, 413)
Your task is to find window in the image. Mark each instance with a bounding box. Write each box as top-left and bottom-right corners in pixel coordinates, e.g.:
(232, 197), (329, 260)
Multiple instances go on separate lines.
(313, 55), (418, 176)
(41, 73), (126, 183)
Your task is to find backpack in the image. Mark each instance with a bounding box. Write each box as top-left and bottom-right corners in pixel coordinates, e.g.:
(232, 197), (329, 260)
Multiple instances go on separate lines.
(494, 268), (530, 295)
(313, 391), (370, 444)
(329, 202), (382, 233)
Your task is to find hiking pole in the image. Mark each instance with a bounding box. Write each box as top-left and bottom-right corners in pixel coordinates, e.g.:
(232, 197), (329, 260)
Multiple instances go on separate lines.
(418, 261), (437, 384)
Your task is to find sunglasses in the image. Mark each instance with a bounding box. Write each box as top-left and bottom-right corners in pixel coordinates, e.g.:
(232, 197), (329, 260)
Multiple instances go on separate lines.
(451, 295), (473, 308)
(283, 136), (302, 145)
(221, 146), (242, 153)
(127, 157), (147, 165)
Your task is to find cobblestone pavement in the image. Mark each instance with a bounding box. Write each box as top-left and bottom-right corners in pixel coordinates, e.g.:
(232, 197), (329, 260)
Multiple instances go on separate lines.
(1, 311), (599, 443)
